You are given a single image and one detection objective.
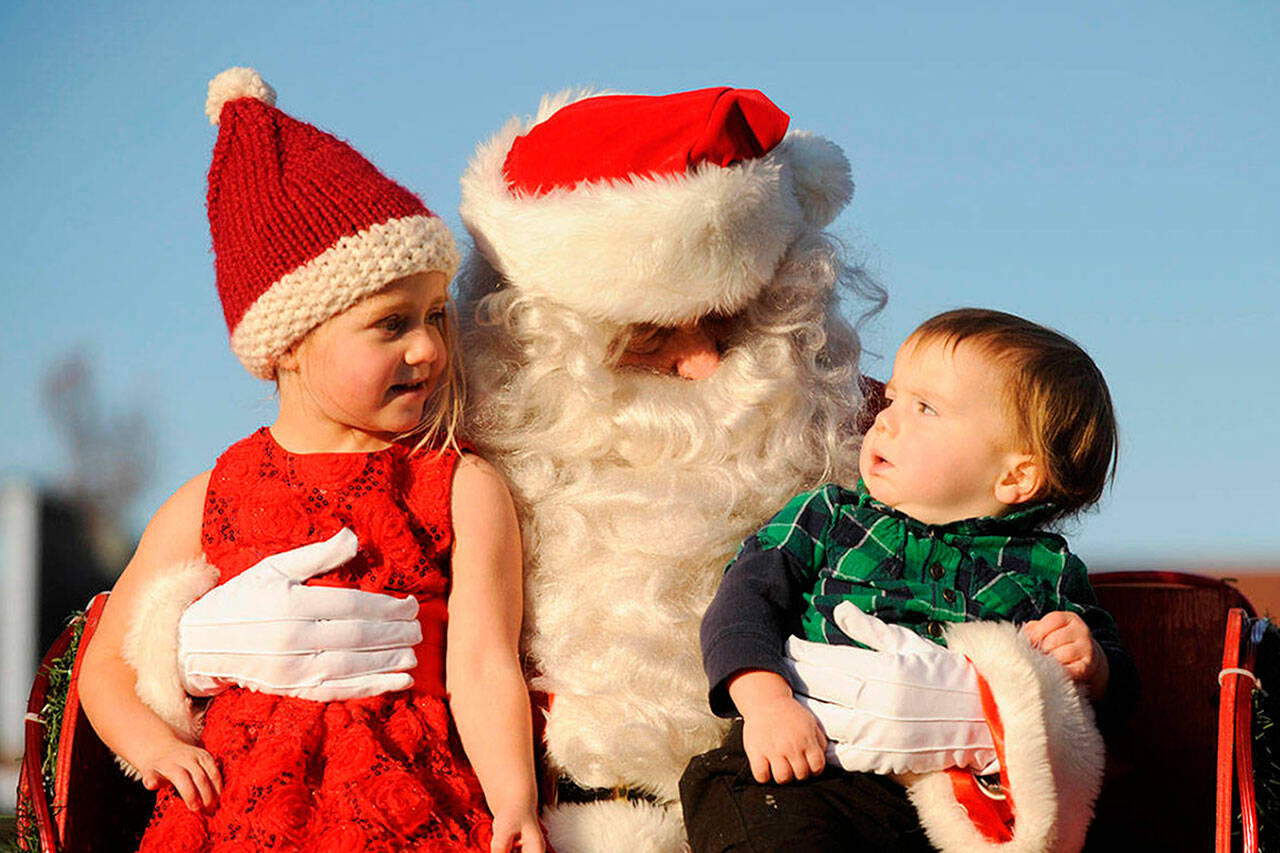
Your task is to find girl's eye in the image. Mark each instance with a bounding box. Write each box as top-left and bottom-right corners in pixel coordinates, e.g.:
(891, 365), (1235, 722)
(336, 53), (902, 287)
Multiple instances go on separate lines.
(427, 308), (447, 326)
(378, 315), (407, 335)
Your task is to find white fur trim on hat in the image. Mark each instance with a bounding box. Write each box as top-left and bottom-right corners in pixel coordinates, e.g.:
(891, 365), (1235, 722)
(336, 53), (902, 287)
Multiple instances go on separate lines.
(231, 214), (460, 378)
(118, 556), (220, 778)
(459, 90), (854, 327)
(542, 800), (688, 853)
(900, 621), (1105, 853)
(206, 66), (277, 125)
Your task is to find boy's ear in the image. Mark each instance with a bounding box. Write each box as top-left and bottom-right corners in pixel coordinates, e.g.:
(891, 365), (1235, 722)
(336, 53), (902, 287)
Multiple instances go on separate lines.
(995, 454), (1043, 507)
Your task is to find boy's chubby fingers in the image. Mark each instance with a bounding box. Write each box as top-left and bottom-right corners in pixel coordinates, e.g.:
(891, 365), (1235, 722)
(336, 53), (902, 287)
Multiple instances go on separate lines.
(805, 744), (827, 776)
(747, 750), (773, 784)
(1023, 611), (1077, 647)
(769, 756), (795, 784)
(788, 753), (815, 781)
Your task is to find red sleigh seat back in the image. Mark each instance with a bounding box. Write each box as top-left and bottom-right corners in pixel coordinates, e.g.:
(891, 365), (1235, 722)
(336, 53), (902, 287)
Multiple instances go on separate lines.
(15, 593), (154, 852)
(1086, 571), (1255, 852)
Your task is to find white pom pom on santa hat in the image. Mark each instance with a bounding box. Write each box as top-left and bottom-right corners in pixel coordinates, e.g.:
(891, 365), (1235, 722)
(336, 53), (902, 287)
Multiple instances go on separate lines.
(205, 66), (277, 125)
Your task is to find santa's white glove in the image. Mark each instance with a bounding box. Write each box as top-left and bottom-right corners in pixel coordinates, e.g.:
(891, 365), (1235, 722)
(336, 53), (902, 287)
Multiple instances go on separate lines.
(179, 529), (422, 701)
(783, 602), (998, 776)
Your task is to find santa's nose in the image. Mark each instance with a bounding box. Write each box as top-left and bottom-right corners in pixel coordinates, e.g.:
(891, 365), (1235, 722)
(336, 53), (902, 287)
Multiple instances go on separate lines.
(670, 322), (721, 380)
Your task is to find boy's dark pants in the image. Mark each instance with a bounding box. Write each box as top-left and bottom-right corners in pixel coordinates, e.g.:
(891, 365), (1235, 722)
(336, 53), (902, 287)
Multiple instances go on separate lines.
(679, 720), (936, 853)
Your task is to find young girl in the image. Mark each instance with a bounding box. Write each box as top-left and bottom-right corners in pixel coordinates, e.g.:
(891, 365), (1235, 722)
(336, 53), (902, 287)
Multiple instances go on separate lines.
(79, 68), (545, 852)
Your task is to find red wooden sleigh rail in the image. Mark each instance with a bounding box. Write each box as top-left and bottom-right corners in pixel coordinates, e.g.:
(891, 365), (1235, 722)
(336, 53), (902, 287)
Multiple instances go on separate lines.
(15, 574), (1270, 852)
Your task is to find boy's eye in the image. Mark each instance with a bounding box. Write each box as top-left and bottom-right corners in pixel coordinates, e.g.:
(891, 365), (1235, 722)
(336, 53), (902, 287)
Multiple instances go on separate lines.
(916, 401), (937, 415)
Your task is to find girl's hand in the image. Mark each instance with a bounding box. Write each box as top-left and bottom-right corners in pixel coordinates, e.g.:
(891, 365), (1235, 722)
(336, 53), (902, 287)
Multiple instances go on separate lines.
(138, 740), (222, 812)
(1023, 610), (1110, 698)
(489, 808), (545, 853)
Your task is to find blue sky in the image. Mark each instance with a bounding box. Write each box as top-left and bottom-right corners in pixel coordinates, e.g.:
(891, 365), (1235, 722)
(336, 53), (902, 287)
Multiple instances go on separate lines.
(1, 1), (1276, 568)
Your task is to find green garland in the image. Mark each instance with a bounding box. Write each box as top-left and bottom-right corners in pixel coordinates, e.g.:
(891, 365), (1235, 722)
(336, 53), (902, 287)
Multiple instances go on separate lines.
(11, 611), (87, 852)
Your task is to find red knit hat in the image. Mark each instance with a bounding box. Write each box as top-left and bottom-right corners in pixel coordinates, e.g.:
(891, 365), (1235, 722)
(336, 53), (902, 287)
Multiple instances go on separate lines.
(460, 87), (853, 326)
(205, 67), (459, 378)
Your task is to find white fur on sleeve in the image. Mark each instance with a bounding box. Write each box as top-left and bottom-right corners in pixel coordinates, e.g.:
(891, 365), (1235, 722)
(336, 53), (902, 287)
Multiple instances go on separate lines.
(902, 621), (1105, 853)
(118, 556), (220, 777)
(542, 800), (688, 853)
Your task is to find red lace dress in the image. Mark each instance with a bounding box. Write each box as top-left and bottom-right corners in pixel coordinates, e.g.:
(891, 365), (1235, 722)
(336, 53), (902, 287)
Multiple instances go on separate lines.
(139, 428), (494, 852)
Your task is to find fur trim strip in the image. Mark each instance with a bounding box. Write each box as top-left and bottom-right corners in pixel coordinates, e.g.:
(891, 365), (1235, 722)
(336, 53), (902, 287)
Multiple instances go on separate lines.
(460, 90), (852, 327)
(119, 556), (220, 777)
(231, 214), (460, 378)
(901, 621), (1104, 853)
(542, 800), (688, 853)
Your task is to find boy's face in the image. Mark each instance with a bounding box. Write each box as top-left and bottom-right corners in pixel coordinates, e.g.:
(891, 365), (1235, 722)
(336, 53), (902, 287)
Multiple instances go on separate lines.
(859, 335), (1036, 525)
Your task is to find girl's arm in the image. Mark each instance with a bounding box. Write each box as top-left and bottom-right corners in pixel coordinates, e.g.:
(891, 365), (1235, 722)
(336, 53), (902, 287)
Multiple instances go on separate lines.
(79, 471), (223, 810)
(446, 455), (544, 853)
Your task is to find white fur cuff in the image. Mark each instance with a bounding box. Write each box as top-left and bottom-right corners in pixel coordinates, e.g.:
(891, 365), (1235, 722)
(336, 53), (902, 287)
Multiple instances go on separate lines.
(902, 621), (1105, 853)
(120, 556), (220, 773)
(542, 800), (688, 853)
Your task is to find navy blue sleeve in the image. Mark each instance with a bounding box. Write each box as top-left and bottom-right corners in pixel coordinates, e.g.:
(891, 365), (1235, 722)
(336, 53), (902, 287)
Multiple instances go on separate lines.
(701, 537), (811, 717)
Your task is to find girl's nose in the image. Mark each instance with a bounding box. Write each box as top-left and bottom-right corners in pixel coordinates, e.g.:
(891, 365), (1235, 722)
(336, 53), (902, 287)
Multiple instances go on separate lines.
(405, 328), (442, 365)
(670, 321), (721, 380)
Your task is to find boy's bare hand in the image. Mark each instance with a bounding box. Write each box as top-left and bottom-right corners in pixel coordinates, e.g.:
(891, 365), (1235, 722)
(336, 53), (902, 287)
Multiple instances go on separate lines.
(1023, 610), (1110, 698)
(741, 694), (828, 784)
(138, 740), (222, 812)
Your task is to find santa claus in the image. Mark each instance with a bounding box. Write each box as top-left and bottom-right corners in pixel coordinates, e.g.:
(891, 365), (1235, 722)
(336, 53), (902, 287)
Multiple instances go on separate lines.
(452, 87), (878, 849)
(124, 87), (1110, 853)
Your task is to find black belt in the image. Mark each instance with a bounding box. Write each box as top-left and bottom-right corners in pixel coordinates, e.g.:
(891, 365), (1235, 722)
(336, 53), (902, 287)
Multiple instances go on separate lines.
(553, 776), (664, 806)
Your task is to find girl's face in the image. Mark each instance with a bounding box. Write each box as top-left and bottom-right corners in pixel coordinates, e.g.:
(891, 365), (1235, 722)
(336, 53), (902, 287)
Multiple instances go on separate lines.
(279, 271), (450, 448)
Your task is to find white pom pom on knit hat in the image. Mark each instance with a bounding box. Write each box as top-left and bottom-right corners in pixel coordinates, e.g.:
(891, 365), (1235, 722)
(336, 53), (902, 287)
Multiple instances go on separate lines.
(205, 66), (277, 125)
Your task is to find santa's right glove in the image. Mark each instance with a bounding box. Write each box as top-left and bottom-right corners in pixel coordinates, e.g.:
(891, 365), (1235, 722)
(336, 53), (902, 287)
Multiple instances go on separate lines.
(783, 602), (997, 776)
(179, 528), (422, 700)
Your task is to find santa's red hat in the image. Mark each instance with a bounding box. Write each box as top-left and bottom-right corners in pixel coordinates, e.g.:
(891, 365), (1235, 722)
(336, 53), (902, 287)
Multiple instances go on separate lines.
(205, 67), (459, 378)
(459, 87), (854, 326)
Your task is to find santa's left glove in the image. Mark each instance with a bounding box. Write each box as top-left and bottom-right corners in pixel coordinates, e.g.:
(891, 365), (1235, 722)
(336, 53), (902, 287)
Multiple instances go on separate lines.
(783, 603), (997, 776)
(178, 528), (422, 701)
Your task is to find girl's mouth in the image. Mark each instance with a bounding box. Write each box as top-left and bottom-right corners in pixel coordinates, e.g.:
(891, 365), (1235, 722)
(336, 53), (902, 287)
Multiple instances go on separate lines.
(390, 380), (427, 395)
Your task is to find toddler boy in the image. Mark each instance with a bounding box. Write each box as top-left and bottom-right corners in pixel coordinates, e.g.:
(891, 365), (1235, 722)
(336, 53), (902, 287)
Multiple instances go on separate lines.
(683, 308), (1137, 852)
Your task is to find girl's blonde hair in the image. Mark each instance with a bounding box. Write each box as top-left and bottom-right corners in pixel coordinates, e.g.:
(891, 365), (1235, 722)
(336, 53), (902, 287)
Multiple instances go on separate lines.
(411, 295), (466, 454)
(910, 308), (1118, 520)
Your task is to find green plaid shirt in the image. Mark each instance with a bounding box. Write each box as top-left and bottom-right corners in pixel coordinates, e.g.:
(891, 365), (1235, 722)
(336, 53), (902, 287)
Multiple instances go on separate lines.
(751, 481), (1116, 648)
(702, 481), (1133, 721)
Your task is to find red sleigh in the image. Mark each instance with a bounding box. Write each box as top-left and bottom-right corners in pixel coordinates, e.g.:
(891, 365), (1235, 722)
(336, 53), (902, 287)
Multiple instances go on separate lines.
(14, 573), (1272, 852)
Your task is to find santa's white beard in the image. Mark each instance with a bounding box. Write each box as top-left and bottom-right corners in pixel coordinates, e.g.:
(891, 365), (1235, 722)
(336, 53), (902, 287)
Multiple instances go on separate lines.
(460, 234), (870, 801)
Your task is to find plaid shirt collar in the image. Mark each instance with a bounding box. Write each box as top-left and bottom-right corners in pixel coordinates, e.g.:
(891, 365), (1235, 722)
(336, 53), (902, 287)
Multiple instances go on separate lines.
(853, 479), (1057, 537)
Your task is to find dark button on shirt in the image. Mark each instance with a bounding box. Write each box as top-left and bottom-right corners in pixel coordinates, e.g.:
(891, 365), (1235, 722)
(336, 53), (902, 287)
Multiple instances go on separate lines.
(926, 620), (944, 638)
(942, 588), (957, 604)
(929, 563), (945, 580)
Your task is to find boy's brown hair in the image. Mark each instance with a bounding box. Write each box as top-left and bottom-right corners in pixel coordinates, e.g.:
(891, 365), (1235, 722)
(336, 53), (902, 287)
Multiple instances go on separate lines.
(909, 308), (1117, 520)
